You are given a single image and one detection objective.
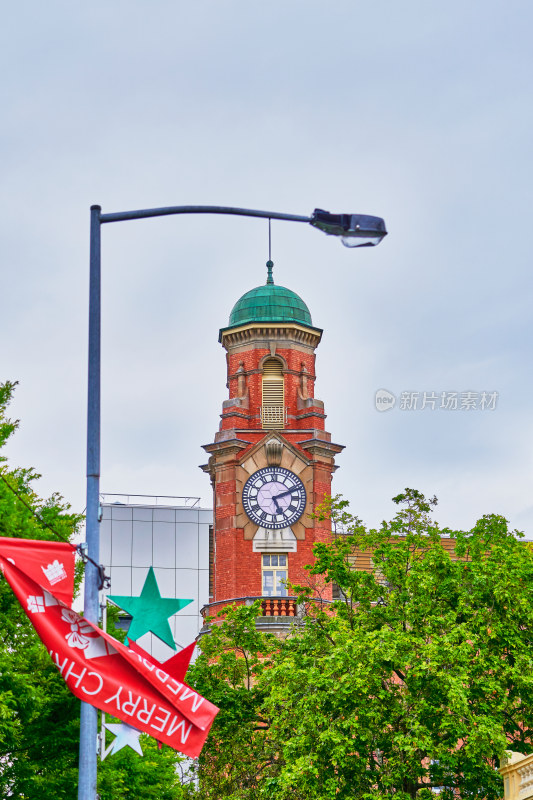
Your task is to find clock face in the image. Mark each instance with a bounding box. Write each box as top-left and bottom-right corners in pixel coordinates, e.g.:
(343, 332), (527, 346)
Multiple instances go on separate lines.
(242, 467), (307, 529)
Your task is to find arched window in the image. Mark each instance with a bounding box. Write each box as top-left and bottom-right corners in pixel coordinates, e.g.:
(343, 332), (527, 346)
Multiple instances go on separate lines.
(261, 358), (285, 429)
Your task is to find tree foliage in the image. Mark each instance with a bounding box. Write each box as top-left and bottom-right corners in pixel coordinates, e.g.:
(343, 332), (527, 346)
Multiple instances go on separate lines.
(0, 381), (190, 798)
(189, 601), (277, 799)
(189, 489), (533, 800)
(0, 381), (83, 798)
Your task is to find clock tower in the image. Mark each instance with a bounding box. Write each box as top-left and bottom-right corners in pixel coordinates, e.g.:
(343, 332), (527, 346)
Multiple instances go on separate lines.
(201, 262), (344, 614)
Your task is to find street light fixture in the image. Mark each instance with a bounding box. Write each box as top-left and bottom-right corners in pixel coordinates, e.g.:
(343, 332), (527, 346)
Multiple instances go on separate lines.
(80, 202), (387, 800)
(310, 208), (388, 248)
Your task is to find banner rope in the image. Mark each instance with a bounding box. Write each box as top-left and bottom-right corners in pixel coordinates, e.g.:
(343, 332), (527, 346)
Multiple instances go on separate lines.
(0, 471), (110, 590)
(75, 543), (110, 590)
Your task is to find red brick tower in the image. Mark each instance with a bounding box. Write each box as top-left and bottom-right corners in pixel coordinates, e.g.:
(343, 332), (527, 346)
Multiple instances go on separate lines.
(201, 262), (344, 613)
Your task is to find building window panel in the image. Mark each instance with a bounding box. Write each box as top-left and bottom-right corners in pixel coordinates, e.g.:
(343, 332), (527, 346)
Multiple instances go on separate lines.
(262, 553), (288, 596)
(132, 523), (153, 567)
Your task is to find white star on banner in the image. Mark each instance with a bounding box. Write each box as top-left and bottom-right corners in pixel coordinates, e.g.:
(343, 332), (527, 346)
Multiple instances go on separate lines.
(101, 722), (144, 760)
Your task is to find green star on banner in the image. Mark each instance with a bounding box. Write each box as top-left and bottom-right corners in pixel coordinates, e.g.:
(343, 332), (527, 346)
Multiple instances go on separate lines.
(108, 567), (193, 650)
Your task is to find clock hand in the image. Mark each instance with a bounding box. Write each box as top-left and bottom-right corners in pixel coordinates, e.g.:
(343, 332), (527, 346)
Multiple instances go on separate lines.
(273, 497), (282, 514)
(273, 488), (299, 501)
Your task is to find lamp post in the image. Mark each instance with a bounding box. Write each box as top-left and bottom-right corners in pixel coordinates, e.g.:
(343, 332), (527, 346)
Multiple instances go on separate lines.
(80, 203), (387, 800)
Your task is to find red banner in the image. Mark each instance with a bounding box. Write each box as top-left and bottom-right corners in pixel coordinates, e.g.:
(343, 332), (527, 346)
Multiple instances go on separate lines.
(0, 551), (218, 758)
(0, 537), (76, 607)
(127, 638), (196, 684)
(81, 617), (218, 732)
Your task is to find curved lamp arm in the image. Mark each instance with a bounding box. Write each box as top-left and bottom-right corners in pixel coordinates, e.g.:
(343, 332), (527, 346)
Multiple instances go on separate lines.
(97, 204), (387, 248)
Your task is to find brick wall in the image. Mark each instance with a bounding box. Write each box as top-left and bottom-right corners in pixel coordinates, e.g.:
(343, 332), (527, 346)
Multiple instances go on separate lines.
(224, 346), (322, 431)
(205, 322), (341, 606)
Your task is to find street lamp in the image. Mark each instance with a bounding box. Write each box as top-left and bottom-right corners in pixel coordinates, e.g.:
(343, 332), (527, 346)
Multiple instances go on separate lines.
(80, 203), (387, 800)
(310, 209), (388, 248)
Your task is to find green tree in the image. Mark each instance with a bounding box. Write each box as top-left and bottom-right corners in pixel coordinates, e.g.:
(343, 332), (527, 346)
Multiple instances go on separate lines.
(189, 601), (279, 799)
(0, 382), (191, 798)
(190, 489), (533, 800)
(0, 381), (83, 798)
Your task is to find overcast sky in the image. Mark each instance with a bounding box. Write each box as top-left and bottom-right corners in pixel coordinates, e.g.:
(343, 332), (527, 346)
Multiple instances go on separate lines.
(2, 1), (532, 536)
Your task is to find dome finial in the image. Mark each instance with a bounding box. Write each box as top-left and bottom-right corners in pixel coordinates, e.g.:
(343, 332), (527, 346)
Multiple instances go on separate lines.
(266, 260), (274, 285)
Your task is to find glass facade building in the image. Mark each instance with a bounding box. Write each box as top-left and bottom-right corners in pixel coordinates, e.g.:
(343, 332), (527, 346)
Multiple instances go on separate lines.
(99, 494), (212, 660)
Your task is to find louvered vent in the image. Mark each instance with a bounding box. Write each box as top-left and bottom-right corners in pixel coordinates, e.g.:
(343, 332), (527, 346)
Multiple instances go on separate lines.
(262, 358), (285, 429)
(262, 358), (283, 378)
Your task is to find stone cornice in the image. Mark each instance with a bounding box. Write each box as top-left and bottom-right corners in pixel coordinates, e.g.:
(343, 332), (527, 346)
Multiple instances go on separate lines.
(299, 438), (345, 458)
(229, 366), (317, 380)
(291, 411), (327, 421)
(219, 322), (322, 350)
(202, 438), (249, 458)
(220, 410), (256, 422)
(234, 431), (313, 469)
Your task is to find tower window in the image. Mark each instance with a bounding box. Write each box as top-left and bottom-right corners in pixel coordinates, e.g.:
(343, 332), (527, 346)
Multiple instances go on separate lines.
(261, 358), (285, 429)
(262, 553), (288, 597)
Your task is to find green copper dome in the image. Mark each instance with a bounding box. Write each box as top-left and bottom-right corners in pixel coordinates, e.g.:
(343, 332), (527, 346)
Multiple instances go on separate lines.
(227, 261), (313, 328)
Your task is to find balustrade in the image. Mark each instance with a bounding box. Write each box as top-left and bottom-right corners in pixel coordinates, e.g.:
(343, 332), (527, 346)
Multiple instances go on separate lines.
(261, 597), (297, 617)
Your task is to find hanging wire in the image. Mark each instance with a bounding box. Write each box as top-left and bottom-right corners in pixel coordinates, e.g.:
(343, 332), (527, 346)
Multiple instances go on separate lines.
(0, 472), (71, 541)
(266, 219), (274, 284)
(0, 470), (110, 590)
